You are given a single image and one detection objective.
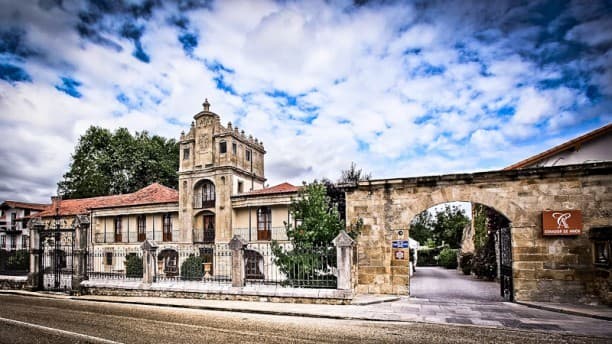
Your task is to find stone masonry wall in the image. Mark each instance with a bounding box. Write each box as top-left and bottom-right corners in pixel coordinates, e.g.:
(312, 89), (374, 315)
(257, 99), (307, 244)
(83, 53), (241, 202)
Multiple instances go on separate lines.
(346, 163), (612, 304)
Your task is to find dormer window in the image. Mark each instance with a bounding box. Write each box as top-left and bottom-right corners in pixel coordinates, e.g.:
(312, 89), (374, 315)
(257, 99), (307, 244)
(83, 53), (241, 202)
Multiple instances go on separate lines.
(232, 142), (237, 155)
(183, 148), (190, 160)
(219, 141), (227, 154)
(246, 149), (251, 162)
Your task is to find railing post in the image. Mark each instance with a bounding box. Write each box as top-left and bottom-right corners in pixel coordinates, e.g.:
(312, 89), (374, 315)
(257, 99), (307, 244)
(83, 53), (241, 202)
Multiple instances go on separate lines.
(228, 235), (248, 288)
(333, 230), (355, 290)
(72, 215), (90, 293)
(141, 240), (158, 284)
(27, 219), (43, 290)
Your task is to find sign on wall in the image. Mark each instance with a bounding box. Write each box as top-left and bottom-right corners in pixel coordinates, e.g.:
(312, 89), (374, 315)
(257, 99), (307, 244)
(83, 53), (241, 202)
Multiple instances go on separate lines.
(542, 210), (582, 236)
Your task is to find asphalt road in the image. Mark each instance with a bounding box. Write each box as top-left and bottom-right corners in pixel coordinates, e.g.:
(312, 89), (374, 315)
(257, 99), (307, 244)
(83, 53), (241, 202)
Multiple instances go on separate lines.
(410, 266), (504, 302)
(0, 294), (605, 344)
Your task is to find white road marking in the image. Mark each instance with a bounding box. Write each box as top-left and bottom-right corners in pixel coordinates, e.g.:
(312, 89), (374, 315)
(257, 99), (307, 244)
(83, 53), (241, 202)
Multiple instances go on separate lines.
(0, 316), (123, 344)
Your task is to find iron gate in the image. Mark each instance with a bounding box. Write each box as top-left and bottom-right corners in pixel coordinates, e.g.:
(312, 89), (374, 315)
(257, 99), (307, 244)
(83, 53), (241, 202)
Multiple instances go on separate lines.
(499, 225), (513, 301)
(39, 229), (75, 292)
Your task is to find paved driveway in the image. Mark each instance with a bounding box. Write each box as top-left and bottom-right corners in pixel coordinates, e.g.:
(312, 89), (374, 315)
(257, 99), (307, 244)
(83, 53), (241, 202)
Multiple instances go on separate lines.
(410, 266), (503, 302)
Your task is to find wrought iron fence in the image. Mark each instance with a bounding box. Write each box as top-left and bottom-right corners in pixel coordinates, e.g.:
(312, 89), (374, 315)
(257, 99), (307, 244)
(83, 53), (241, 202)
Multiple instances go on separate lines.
(245, 242), (337, 288)
(0, 249), (30, 275)
(87, 246), (143, 280)
(155, 244), (232, 284)
(233, 227), (288, 242)
(94, 230), (180, 244)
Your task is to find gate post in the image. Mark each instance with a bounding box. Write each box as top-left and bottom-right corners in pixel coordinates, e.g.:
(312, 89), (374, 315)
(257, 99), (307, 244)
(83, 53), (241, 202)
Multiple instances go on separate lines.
(229, 235), (248, 288)
(72, 215), (90, 293)
(27, 219), (44, 291)
(333, 230), (355, 290)
(141, 240), (158, 284)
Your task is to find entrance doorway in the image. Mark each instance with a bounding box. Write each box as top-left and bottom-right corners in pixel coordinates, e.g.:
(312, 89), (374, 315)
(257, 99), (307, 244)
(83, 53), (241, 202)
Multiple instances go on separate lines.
(409, 202), (512, 302)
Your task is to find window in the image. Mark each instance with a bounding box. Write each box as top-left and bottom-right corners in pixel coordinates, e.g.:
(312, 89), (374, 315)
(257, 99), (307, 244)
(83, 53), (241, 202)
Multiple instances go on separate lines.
(590, 227), (611, 268)
(105, 251), (113, 265)
(137, 215), (146, 241)
(10, 237), (16, 250)
(183, 147), (190, 160)
(245, 250), (264, 279)
(114, 217), (122, 243)
(200, 181), (215, 208)
(257, 207), (272, 241)
(10, 213), (16, 230)
(232, 142), (237, 154)
(24, 209), (30, 217)
(22, 235), (29, 249)
(237, 181), (244, 193)
(1, 235), (5, 249)
(163, 213), (172, 241)
(202, 214), (215, 243)
(246, 149), (251, 161)
(219, 141), (227, 153)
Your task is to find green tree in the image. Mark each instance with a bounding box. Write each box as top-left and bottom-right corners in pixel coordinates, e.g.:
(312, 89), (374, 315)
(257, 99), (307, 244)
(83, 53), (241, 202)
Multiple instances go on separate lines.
(271, 181), (356, 287)
(58, 126), (179, 198)
(409, 211), (434, 245)
(431, 204), (470, 249)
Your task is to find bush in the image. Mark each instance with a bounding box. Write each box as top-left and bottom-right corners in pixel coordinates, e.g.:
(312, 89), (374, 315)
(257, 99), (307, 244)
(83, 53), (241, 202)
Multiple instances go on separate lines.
(180, 254), (204, 280)
(438, 247), (458, 269)
(417, 247), (440, 266)
(459, 253), (474, 275)
(124, 254), (143, 278)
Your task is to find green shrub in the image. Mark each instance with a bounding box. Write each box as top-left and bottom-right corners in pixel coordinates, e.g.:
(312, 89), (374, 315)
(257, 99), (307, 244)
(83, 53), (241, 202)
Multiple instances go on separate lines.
(125, 253), (143, 278)
(180, 254), (204, 280)
(438, 247), (458, 269)
(472, 235), (497, 280)
(417, 247), (440, 266)
(459, 253), (474, 275)
(5, 250), (29, 271)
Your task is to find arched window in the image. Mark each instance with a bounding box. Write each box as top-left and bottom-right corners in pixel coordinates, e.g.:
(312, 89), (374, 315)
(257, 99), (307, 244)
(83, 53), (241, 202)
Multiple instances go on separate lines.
(201, 181), (215, 208)
(257, 207), (272, 241)
(200, 213), (215, 244)
(245, 250), (264, 279)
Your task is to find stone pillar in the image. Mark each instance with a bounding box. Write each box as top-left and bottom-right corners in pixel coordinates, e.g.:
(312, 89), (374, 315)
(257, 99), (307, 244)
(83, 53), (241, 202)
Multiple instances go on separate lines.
(27, 219), (43, 290)
(228, 235), (248, 288)
(141, 240), (159, 284)
(72, 215), (90, 293)
(333, 230), (356, 290)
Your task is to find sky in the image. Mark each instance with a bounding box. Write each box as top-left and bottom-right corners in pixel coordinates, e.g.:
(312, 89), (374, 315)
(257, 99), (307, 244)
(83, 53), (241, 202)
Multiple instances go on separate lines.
(0, 0), (611, 204)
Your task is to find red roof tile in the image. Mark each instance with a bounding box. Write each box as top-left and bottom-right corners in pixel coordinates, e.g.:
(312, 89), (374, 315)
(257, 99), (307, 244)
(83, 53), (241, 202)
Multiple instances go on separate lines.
(243, 182), (299, 196)
(36, 183), (178, 217)
(1, 201), (50, 211)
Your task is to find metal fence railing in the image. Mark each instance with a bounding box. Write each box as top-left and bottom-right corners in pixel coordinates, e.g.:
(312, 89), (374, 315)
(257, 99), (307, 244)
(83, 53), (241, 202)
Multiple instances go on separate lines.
(94, 230), (180, 244)
(233, 227), (288, 242)
(87, 246), (143, 280)
(155, 244), (232, 284)
(246, 242), (337, 288)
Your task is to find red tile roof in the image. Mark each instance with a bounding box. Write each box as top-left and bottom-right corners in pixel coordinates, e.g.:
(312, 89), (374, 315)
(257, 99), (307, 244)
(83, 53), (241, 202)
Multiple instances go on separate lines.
(35, 183), (178, 217)
(243, 182), (299, 196)
(0, 201), (50, 211)
(505, 123), (612, 170)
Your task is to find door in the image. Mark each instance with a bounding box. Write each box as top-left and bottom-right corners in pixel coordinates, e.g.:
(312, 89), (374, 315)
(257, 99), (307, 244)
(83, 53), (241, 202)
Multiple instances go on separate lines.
(499, 226), (513, 301)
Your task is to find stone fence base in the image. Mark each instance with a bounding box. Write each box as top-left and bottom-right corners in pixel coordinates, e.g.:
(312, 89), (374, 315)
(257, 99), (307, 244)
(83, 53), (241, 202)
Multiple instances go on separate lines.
(81, 280), (353, 305)
(0, 275), (28, 290)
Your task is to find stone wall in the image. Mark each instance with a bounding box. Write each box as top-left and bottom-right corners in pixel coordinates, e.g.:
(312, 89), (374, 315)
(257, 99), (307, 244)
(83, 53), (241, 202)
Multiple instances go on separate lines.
(346, 163), (612, 304)
(0, 276), (27, 290)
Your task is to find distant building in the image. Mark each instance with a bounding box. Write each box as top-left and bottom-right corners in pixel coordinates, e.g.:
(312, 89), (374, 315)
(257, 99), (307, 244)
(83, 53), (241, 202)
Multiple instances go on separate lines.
(505, 123), (612, 170)
(0, 201), (48, 251)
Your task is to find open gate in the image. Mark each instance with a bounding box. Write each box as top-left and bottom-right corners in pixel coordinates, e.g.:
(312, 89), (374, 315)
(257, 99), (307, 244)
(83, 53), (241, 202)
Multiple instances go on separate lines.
(39, 228), (75, 292)
(499, 225), (513, 301)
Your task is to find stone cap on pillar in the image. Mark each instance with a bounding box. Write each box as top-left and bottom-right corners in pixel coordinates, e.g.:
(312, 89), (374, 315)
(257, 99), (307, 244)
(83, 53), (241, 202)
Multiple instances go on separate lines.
(141, 239), (159, 251)
(228, 235), (248, 250)
(333, 230), (355, 247)
(74, 214), (90, 227)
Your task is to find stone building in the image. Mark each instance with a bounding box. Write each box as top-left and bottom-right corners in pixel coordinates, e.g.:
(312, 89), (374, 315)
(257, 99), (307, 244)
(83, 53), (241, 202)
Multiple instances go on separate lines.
(0, 201), (48, 251)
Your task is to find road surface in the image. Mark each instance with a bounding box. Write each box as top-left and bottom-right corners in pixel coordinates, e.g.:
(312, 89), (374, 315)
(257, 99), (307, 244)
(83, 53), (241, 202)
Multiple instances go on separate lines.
(0, 294), (605, 343)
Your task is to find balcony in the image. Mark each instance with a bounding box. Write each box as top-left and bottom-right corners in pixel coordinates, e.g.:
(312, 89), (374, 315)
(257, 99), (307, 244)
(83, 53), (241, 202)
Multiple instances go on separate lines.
(193, 196), (215, 209)
(193, 228), (215, 244)
(233, 227), (288, 242)
(94, 230), (180, 244)
(1, 224), (21, 235)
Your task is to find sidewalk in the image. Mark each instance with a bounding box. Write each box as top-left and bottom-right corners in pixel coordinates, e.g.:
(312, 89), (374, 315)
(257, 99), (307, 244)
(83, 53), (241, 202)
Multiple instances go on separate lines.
(2, 290), (610, 338)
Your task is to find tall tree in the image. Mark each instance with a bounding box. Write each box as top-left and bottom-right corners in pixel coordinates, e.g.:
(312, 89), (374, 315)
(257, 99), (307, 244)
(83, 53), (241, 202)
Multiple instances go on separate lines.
(58, 126), (179, 198)
(409, 210), (434, 245)
(431, 204), (470, 249)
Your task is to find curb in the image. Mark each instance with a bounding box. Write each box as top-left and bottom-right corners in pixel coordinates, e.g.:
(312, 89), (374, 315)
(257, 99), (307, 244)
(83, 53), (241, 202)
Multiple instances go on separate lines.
(515, 301), (612, 321)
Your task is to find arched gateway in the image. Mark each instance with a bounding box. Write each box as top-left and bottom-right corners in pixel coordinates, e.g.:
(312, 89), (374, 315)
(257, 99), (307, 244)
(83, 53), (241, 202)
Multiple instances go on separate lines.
(344, 162), (611, 304)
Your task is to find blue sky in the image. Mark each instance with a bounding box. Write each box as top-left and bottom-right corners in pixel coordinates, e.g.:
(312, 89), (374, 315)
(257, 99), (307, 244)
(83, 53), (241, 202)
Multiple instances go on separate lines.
(0, 0), (610, 203)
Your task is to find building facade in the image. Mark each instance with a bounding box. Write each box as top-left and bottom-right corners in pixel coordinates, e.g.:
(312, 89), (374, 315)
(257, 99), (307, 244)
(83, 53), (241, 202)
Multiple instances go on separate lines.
(0, 201), (48, 251)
